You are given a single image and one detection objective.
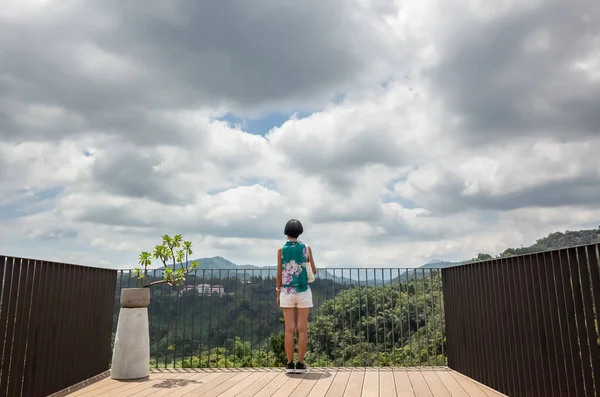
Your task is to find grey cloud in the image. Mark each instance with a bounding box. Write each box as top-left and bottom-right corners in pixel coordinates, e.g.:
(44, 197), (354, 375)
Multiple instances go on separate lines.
(0, 0), (390, 143)
(92, 149), (189, 204)
(26, 228), (79, 240)
(432, 0), (600, 143)
(400, 172), (600, 214)
(75, 202), (285, 240)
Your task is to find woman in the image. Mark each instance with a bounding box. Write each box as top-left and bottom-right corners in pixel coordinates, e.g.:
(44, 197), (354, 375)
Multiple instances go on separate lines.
(276, 219), (317, 373)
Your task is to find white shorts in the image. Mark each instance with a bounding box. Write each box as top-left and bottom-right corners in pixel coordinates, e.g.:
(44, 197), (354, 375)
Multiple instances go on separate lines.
(279, 289), (313, 309)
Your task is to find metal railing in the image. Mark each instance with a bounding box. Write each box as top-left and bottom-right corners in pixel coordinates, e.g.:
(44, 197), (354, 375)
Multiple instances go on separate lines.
(0, 255), (116, 397)
(443, 243), (600, 397)
(113, 267), (447, 368)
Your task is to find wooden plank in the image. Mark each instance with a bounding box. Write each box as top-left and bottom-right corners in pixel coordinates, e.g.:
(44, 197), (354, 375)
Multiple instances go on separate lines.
(273, 372), (310, 397)
(342, 369), (365, 397)
(421, 370), (450, 397)
(70, 372), (183, 397)
(168, 372), (238, 396)
(407, 370), (433, 397)
(393, 369), (414, 397)
(128, 372), (201, 397)
(307, 369), (338, 397)
(233, 371), (281, 397)
(104, 373), (204, 397)
(361, 369), (379, 397)
(253, 371), (298, 397)
(289, 369), (326, 397)
(379, 370), (397, 397)
(217, 371), (271, 397)
(435, 371), (469, 397)
(324, 369), (351, 397)
(196, 371), (254, 397)
(450, 371), (506, 397)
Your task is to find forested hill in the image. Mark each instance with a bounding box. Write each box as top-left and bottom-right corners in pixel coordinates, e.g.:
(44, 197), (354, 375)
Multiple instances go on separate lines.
(497, 226), (600, 257)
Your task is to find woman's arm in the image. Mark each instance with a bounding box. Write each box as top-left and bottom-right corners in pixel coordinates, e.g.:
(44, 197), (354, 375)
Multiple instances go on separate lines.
(308, 246), (317, 274)
(276, 248), (282, 291)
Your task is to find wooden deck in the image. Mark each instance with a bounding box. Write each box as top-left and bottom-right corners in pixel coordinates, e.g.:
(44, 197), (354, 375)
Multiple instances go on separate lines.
(69, 368), (506, 397)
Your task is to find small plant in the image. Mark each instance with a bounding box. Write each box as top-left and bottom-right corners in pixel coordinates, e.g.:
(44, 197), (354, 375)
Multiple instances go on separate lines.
(134, 234), (199, 287)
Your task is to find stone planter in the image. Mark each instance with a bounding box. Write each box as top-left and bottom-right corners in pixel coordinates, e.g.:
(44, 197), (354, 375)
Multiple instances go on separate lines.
(111, 288), (151, 380)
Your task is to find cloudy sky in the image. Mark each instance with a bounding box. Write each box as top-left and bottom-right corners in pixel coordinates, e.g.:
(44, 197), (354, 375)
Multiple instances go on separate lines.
(1, 0), (599, 269)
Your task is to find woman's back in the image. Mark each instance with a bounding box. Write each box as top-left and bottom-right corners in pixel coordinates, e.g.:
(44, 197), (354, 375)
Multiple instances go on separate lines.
(281, 240), (309, 293)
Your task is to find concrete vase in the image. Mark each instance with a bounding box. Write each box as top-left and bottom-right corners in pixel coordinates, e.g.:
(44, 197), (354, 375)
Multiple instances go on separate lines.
(111, 288), (151, 380)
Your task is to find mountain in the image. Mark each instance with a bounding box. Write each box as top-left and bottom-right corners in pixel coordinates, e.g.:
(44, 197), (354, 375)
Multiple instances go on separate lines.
(149, 226), (600, 283)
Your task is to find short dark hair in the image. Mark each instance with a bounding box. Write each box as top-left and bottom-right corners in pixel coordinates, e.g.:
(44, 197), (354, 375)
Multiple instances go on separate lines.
(284, 219), (304, 238)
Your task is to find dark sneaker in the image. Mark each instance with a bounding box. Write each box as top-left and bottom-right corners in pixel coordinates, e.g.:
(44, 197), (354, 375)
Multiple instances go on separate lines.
(295, 362), (306, 374)
(286, 362), (295, 373)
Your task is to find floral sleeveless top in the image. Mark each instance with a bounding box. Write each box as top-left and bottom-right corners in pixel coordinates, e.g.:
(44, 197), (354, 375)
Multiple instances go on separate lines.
(281, 241), (310, 294)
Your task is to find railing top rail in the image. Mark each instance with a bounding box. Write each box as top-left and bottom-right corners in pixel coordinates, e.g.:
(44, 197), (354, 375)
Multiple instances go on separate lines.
(116, 266), (449, 272)
(0, 255), (117, 271)
(442, 241), (600, 270)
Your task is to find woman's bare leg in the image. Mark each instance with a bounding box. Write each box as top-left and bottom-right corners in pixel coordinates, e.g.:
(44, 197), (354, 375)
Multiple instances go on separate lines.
(296, 308), (310, 363)
(282, 308), (296, 363)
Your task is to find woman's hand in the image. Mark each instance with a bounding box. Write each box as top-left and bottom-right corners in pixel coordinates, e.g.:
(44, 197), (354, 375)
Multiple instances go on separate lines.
(276, 292), (280, 307)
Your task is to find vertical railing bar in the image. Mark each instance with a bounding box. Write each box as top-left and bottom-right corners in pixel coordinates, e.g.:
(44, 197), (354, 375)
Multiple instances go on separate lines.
(422, 269), (429, 367)
(516, 254), (540, 397)
(550, 251), (575, 397)
(499, 258), (519, 397)
(0, 256), (6, 326)
(576, 246), (600, 396)
(249, 269), (254, 365)
(65, 264), (82, 389)
(440, 269), (450, 369)
(568, 248), (595, 396)
(103, 269), (117, 376)
(33, 261), (58, 396)
(373, 269), (379, 367)
(6, 259), (32, 396)
(404, 269), (411, 366)
(489, 259), (509, 393)
(474, 263), (485, 386)
(148, 270), (155, 368)
(341, 268), (346, 367)
(243, 269), (249, 365)
(225, 269), (230, 368)
(174, 268), (181, 368)
(218, 269), (223, 367)
(586, 245), (600, 389)
(324, 268), (330, 361)
(357, 269), (363, 366)
(158, 272), (165, 368)
(381, 268), (386, 366)
(200, 269), (206, 368)
(432, 269), (437, 366)
(437, 268), (444, 364)
(459, 266), (470, 376)
(181, 272), (188, 368)
(482, 258), (504, 390)
(0, 257), (17, 391)
(48, 263), (67, 394)
(21, 261), (45, 397)
(526, 254), (549, 397)
(542, 252), (565, 396)
(333, 269), (338, 365)
(413, 269), (419, 366)
(69, 264), (83, 388)
(471, 263), (485, 384)
(559, 249), (584, 397)
(397, 269), (403, 366)
(506, 256), (527, 396)
(389, 268), (395, 366)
